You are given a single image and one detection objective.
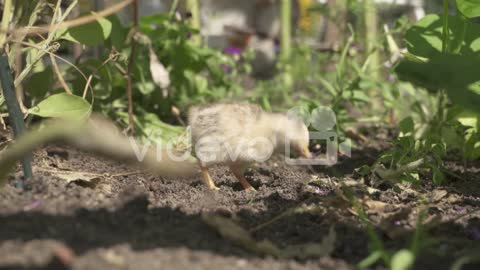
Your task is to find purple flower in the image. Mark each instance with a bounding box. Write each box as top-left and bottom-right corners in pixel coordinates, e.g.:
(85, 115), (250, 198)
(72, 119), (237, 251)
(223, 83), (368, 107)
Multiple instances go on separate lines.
(455, 207), (466, 214)
(224, 46), (243, 55)
(221, 64), (232, 73)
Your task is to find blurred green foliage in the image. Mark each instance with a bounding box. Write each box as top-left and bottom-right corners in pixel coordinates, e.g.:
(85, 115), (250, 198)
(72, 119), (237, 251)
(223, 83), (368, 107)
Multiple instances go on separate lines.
(1, 0), (479, 183)
(367, 0), (480, 189)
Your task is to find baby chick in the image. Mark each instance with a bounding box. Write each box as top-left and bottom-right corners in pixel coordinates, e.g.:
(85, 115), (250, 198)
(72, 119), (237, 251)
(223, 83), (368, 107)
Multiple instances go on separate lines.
(188, 103), (311, 190)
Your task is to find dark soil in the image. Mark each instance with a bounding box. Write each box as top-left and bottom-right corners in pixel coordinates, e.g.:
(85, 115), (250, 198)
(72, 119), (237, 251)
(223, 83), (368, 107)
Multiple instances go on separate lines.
(0, 137), (479, 269)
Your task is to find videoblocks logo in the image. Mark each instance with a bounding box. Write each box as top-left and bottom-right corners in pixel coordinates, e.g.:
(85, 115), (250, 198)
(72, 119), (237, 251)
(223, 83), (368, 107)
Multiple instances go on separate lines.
(285, 106), (351, 165)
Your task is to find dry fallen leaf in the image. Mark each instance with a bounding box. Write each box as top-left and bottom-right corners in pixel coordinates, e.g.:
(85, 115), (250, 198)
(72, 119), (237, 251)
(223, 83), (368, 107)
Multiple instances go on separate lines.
(431, 189), (448, 202)
(447, 194), (462, 204)
(148, 46), (170, 97)
(48, 170), (102, 188)
(365, 200), (390, 212)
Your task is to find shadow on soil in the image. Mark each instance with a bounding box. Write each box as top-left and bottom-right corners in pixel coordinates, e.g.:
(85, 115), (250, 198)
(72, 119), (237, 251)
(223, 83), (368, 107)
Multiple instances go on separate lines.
(0, 191), (478, 270)
(0, 194), (365, 257)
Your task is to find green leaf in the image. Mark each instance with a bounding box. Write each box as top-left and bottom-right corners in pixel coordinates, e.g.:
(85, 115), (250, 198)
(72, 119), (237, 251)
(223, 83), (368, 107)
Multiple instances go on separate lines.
(432, 166), (445, 185)
(25, 46), (46, 73)
(24, 66), (53, 98)
(431, 143), (447, 159)
(67, 59), (113, 100)
(136, 81), (155, 95)
(441, 125), (464, 151)
(139, 13), (169, 28)
(395, 54), (480, 114)
(456, 112), (479, 131)
(318, 77), (337, 96)
(134, 61), (154, 95)
(105, 15), (127, 49)
(356, 165), (371, 176)
(465, 130), (480, 160)
(342, 90), (370, 103)
(184, 70), (208, 94)
(29, 93), (92, 120)
(399, 117), (415, 134)
(391, 249), (415, 270)
(456, 0), (480, 18)
(405, 14), (480, 58)
(58, 12), (112, 46)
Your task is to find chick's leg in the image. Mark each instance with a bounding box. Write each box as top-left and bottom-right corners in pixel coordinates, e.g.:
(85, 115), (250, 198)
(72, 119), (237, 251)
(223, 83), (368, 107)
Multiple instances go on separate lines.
(229, 164), (255, 191)
(199, 162), (220, 190)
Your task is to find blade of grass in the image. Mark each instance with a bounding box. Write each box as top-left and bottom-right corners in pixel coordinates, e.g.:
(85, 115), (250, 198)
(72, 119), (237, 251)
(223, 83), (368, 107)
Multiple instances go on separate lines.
(0, 0), (13, 48)
(358, 250), (384, 269)
(318, 76), (337, 97)
(336, 25), (354, 88)
(344, 187), (390, 266)
(410, 207), (426, 256)
(169, 0), (180, 19)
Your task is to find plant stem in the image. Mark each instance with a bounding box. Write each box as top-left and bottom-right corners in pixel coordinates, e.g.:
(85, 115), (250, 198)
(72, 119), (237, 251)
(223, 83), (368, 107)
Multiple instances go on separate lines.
(336, 30), (354, 89)
(0, 51), (33, 186)
(280, 0), (293, 98)
(126, 0), (138, 134)
(280, 0), (292, 64)
(186, 0), (201, 46)
(0, 0), (33, 186)
(442, 0), (450, 53)
(364, 0), (379, 80)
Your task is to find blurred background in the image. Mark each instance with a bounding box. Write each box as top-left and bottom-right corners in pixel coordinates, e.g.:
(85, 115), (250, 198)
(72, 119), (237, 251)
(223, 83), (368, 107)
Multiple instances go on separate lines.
(4, 0), (480, 164)
(51, 1), (429, 134)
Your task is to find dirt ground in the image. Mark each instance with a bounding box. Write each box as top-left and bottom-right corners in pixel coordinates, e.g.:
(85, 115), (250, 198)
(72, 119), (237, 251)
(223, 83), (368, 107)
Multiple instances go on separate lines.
(0, 131), (479, 270)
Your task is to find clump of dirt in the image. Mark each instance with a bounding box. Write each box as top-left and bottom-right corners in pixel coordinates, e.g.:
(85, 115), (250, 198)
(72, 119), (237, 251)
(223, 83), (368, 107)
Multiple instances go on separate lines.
(0, 141), (479, 270)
